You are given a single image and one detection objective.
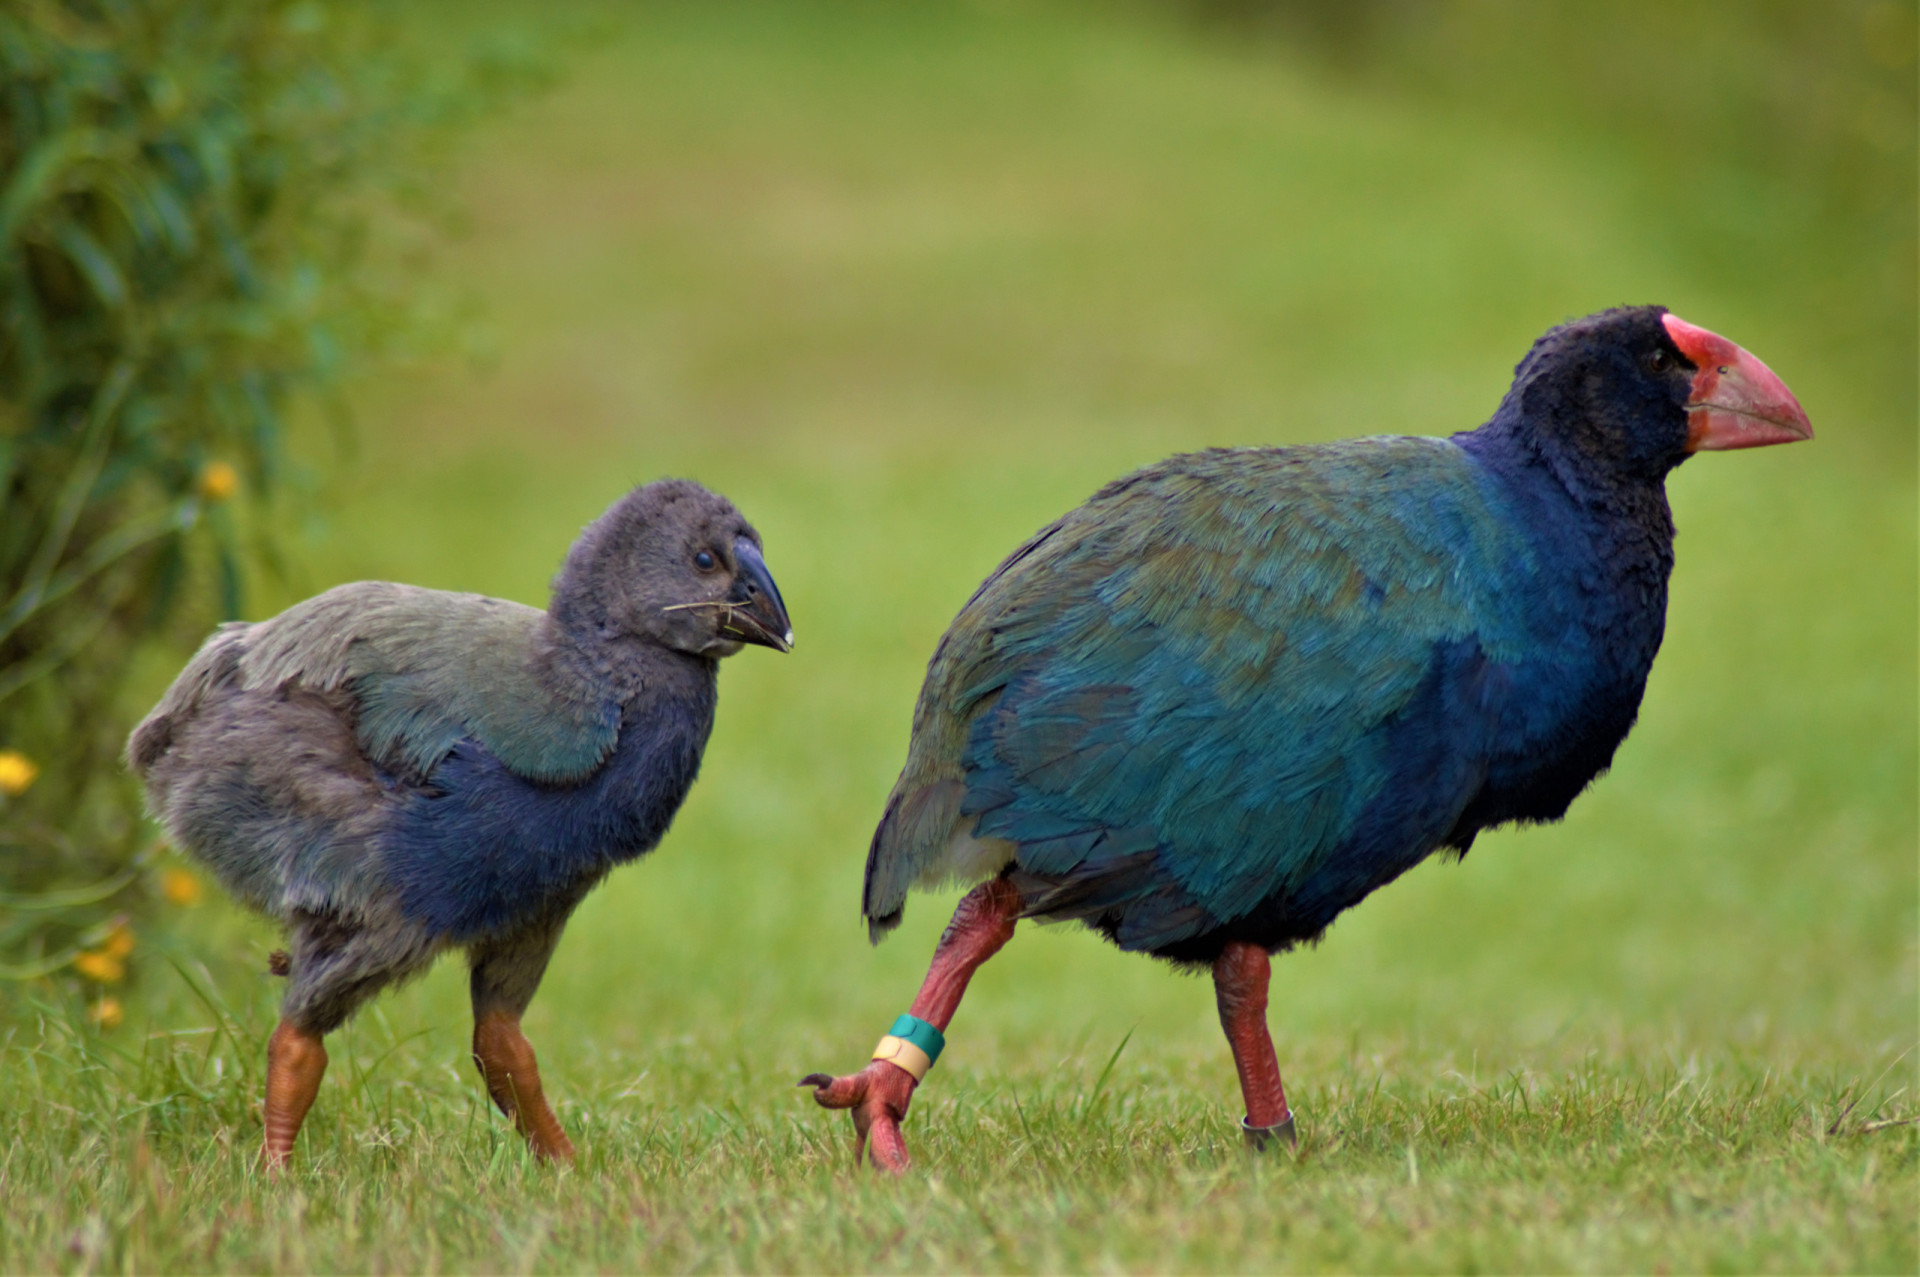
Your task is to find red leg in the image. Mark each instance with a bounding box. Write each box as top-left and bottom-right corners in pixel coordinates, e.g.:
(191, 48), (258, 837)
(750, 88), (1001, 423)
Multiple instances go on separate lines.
(803, 876), (1022, 1172)
(263, 1020), (328, 1172)
(1214, 941), (1295, 1149)
(473, 1009), (576, 1162)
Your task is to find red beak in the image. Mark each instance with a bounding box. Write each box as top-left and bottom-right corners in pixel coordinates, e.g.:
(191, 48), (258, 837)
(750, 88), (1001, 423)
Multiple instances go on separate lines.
(1662, 314), (1813, 452)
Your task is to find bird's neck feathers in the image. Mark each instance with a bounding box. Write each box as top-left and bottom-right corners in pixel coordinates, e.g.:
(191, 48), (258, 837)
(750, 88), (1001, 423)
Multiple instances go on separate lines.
(539, 552), (712, 709)
(1462, 381), (1678, 546)
(542, 531), (718, 706)
(1454, 374), (1680, 789)
(535, 609), (715, 710)
(1457, 387), (1678, 653)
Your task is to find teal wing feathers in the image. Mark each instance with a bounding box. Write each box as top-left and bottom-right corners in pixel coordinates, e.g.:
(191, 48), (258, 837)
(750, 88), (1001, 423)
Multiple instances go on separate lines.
(865, 437), (1543, 946)
(230, 583), (618, 784)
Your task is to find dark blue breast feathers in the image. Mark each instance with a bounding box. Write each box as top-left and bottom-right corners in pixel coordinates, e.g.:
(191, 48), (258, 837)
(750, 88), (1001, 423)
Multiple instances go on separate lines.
(382, 681), (717, 940)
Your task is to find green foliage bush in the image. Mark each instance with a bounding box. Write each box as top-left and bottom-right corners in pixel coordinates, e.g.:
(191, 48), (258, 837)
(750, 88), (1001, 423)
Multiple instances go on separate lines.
(0, 0), (547, 991)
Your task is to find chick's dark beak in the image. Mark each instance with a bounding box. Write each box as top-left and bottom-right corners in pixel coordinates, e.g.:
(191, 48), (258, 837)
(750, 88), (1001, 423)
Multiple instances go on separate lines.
(725, 537), (793, 653)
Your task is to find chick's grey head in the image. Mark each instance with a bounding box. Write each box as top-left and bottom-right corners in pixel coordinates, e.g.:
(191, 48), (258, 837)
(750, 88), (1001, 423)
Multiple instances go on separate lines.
(551, 479), (792, 659)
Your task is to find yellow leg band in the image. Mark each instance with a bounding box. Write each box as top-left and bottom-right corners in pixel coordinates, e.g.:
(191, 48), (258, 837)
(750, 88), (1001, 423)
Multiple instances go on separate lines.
(871, 1034), (933, 1082)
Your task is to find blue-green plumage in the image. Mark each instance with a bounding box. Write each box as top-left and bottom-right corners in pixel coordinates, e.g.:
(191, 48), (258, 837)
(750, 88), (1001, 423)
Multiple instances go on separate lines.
(812, 305), (1811, 1171)
(210, 585), (624, 786)
(863, 307), (1732, 962)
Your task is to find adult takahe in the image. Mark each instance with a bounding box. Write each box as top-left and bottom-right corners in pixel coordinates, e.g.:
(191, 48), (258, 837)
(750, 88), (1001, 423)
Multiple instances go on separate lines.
(804, 306), (1810, 1170)
(130, 480), (792, 1168)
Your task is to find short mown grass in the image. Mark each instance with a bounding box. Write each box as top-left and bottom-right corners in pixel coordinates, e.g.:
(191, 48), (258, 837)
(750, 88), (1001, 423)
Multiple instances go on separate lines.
(3, 1), (1913, 1271)
(3, 995), (1913, 1271)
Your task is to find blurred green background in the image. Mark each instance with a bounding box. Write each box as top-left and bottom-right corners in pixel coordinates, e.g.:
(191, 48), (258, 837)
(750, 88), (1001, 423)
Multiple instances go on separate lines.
(3, 0), (1914, 1270)
(213, 0), (1914, 1055)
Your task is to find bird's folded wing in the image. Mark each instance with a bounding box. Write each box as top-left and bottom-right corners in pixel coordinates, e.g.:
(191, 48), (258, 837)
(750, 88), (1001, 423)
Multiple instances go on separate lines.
(233, 583), (619, 785)
(866, 437), (1541, 943)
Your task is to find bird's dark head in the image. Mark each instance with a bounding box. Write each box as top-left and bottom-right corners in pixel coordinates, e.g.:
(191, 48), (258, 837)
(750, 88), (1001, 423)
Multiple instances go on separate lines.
(551, 479), (793, 660)
(1497, 305), (1811, 484)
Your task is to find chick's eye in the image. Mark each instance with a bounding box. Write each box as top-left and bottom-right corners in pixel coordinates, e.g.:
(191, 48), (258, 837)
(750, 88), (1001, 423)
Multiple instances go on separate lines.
(1647, 349), (1672, 374)
(693, 550), (716, 571)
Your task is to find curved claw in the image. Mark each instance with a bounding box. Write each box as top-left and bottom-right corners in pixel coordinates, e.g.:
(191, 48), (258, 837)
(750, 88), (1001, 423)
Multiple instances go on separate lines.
(801, 1059), (918, 1173)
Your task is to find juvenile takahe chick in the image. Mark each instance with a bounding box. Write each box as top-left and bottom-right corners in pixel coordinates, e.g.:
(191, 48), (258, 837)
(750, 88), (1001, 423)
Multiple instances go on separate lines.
(804, 307), (1810, 1170)
(130, 479), (791, 1168)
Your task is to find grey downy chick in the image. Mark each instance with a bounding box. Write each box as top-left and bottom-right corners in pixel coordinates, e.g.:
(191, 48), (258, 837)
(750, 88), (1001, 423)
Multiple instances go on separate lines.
(128, 479), (793, 1167)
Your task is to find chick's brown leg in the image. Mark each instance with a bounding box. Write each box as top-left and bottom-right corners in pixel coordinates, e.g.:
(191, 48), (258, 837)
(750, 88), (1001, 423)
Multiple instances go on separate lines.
(263, 1020), (328, 1171)
(469, 904), (577, 1161)
(473, 1009), (575, 1161)
(803, 876), (1023, 1172)
(1214, 940), (1295, 1148)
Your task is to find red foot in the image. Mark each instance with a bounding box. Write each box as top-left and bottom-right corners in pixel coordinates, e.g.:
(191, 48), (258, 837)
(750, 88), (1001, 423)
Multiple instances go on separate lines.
(801, 1059), (918, 1173)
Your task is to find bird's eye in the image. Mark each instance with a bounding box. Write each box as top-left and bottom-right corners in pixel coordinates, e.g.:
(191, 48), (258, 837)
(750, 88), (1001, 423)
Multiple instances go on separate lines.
(693, 550), (716, 571)
(1647, 349), (1673, 374)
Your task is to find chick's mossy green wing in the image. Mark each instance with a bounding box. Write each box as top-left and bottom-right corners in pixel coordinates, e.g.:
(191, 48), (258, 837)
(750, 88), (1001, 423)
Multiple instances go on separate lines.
(865, 438), (1536, 934)
(232, 582), (618, 784)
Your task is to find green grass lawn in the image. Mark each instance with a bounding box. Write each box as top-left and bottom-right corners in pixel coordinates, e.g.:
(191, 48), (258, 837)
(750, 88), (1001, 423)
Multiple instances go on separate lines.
(3, 2), (1914, 1271)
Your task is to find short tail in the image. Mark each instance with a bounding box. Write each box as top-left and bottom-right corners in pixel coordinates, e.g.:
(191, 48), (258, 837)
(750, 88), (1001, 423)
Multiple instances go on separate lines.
(862, 791), (909, 944)
(861, 777), (1002, 945)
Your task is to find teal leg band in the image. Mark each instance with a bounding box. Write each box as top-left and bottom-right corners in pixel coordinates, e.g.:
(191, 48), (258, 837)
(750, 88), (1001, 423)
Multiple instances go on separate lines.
(887, 1014), (945, 1066)
(872, 1014), (947, 1081)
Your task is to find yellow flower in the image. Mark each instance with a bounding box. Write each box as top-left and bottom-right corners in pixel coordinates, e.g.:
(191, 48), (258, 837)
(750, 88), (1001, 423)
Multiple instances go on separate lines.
(89, 998), (123, 1029)
(73, 950), (125, 984)
(198, 460), (239, 502)
(0, 750), (38, 796)
(161, 868), (203, 906)
(101, 923), (135, 959)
